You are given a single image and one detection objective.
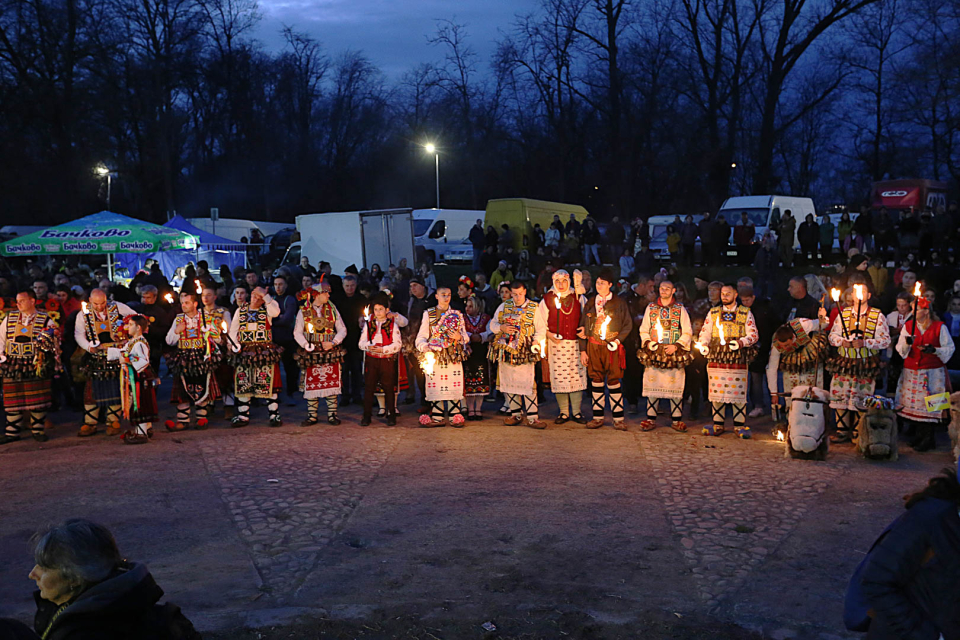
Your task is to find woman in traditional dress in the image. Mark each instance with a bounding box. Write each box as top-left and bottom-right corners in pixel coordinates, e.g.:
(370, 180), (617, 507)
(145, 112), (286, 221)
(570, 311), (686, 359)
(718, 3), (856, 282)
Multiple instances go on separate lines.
(416, 286), (469, 426)
(463, 295), (492, 420)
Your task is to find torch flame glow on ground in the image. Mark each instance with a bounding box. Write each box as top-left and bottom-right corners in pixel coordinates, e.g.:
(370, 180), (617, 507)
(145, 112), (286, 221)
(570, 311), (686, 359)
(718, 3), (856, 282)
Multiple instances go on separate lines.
(776, 430), (785, 442)
(655, 317), (665, 343)
(423, 351), (436, 376)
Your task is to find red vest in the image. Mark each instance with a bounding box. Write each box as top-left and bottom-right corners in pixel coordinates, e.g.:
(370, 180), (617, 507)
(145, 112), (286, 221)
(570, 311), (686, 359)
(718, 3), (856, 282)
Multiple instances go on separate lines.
(544, 291), (581, 340)
(904, 320), (945, 370)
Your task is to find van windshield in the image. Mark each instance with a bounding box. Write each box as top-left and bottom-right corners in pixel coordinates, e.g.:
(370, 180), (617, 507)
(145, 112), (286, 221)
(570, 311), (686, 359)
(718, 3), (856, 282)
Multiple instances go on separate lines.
(413, 220), (433, 237)
(718, 208), (769, 227)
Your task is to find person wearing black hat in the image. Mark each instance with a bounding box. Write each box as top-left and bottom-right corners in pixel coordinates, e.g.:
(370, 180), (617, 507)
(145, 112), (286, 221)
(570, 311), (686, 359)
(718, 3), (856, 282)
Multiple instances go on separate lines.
(579, 268), (633, 430)
(358, 293), (401, 426)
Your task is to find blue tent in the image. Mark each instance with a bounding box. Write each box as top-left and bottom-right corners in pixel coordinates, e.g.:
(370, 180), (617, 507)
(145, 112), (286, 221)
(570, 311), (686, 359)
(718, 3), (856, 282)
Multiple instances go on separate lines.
(116, 215), (247, 278)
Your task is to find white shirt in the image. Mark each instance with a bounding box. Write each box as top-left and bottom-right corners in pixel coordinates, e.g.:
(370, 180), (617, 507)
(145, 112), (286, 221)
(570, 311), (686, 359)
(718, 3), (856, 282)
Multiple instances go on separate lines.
(358, 318), (402, 354)
(74, 301), (137, 352)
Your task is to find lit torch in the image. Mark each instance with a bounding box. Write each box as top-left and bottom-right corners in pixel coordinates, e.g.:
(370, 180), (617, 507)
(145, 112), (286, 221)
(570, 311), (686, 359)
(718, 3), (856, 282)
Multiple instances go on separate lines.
(422, 351), (436, 376)
(164, 293), (174, 304)
(853, 284), (864, 336)
(81, 301), (96, 344)
(221, 320), (238, 349)
(599, 316), (611, 342)
(655, 317), (665, 344)
(363, 305), (371, 322)
(694, 340), (708, 356)
(831, 288), (848, 338)
(911, 281), (922, 340)
(716, 316), (725, 346)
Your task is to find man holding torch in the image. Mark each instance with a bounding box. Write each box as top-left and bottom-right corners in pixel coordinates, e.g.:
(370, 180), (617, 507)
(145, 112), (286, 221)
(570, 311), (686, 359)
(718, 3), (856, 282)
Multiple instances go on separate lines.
(201, 283), (235, 417)
(695, 283), (759, 438)
(638, 280), (693, 432)
(826, 277), (891, 443)
(293, 280), (347, 426)
(579, 269), (633, 430)
(164, 288), (222, 431)
(228, 286), (283, 427)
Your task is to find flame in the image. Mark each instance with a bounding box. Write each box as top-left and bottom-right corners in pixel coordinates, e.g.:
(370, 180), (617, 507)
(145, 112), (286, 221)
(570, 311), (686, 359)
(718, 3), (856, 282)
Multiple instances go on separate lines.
(599, 316), (612, 341)
(195, 281), (202, 295)
(423, 351), (436, 376)
(854, 284), (864, 301)
(775, 430), (785, 442)
(221, 320), (228, 332)
(716, 316), (725, 345)
(539, 338), (546, 355)
(913, 281), (922, 297)
(307, 322), (314, 333)
(81, 301), (89, 314)
(655, 317), (665, 343)
(831, 288), (840, 302)
(554, 295), (561, 310)
(363, 305), (371, 321)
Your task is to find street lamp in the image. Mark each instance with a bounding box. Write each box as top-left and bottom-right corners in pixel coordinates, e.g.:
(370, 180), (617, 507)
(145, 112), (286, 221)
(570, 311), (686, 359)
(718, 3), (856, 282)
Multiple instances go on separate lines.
(423, 143), (439, 209)
(96, 164), (114, 210)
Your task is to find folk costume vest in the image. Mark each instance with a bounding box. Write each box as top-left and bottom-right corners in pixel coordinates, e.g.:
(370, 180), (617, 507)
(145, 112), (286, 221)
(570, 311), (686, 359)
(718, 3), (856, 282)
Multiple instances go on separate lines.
(84, 303), (126, 346)
(489, 300), (539, 365)
(837, 307), (884, 359)
(543, 291), (581, 340)
(175, 313), (208, 351)
(646, 301), (684, 344)
(423, 307), (468, 365)
(904, 321), (946, 371)
(302, 303), (338, 345)
(704, 305), (757, 365)
(364, 317), (396, 359)
(778, 318), (829, 373)
(236, 305), (272, 344)
(4, 310), (50, 358)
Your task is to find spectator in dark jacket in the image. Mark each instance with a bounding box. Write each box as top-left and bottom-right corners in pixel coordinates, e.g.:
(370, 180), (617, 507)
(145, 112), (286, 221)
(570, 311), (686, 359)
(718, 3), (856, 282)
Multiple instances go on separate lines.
(853, 206), (873, 252)
(271, 275), (301, 399)
(28, 519), (200, 640)
(469, 219), (486, 273)
(565, 214), (581, 239)
(785, 276), (820, 321)
(873, 207), (893, 257)
(606, 216), (626, 264)
(797, 213), (820, 265)
(733, 211), (755, 266)
(855, 468), (960, 639)
(753, 232), (779, 300)
(818, 215), (835, 261)
(680, 215), (699, 266)
(714, 215), (731, 265)
(698, 212), (716, 266)
(484, 225), (499, 250)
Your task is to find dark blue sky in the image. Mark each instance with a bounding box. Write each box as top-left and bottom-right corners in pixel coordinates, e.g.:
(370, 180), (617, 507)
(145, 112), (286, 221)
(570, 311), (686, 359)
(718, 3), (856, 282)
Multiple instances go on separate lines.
(256, 0), (540, 78)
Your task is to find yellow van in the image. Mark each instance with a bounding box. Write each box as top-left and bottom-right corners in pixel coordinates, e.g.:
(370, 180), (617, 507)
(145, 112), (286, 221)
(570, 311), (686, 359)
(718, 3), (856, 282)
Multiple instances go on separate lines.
(484, 198), (590, 253)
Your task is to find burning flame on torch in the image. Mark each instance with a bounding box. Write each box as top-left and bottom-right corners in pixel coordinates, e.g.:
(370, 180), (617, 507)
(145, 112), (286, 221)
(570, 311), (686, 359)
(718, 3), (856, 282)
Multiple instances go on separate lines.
(913, 281), (922, 297)
(423, 351), (436, 376)
(854, 284), (864, 301)
(363, 306), (370, 322)
(195, 281), (203, 295)
(81, 301), (89, 314)
(221, 320), (228, 333)
(775, 430), (785, 442)
(716, 316), (725, 345)
(655, 317), (665, 343)
(831, 288), (840, 303)
(307, 322), (314, 333)
(554, 296), (561, 310)
(599, 316), (611, 341)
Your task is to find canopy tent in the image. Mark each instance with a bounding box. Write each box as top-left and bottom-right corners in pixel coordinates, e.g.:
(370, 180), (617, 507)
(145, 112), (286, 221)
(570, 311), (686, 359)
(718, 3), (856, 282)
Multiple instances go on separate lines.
(0, 211), (198, 278)
(115, 215), (247, 279)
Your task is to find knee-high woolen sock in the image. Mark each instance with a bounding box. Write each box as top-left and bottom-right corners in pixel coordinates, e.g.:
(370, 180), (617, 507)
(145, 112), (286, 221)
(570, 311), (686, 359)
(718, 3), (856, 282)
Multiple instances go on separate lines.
(83, 404), (98, 426)
(591, 381), (605, 417)
(325, 396), (338, 418)
(647, 398), (658, 420)
(836, 409), (852, 434)
(670, 399), (683, 421)
(176, 403), (190, 425)
(609, 383), (624, 421)
(556, 392), (570, 416)
(136, 423), (151, 436)
(431, 401), (444, 421)
(732, 402), (746, 427)
(236, 399), (250, 421)
(376, 394), (386, 411)
(712, 401), (725, 426)
(570, 391), (583, 416)
(306, 398), (319, 421)
(509, 394), (522, 417)
(106, 405), (121, 426)
(449, 399), (463, 416)
(524, 394), (539, 421)
(267, 398), (280, 421)
(5, 411), (22, 437)
(29, 411), (46, 435)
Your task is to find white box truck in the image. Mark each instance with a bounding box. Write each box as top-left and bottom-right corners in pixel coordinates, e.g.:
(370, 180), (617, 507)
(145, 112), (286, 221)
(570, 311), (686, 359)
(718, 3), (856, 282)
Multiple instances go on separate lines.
(281, 208), (417, 274)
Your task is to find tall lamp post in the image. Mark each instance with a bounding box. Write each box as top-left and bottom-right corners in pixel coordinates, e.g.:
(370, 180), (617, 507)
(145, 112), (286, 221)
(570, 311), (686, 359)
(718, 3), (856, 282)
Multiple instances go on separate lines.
(96, 165), (115, 210)
(424, 142), (439, 209)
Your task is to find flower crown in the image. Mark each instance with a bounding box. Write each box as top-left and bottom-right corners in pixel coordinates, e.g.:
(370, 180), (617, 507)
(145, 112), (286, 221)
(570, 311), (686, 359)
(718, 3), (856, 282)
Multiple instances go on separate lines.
(459, 275), (475, 290)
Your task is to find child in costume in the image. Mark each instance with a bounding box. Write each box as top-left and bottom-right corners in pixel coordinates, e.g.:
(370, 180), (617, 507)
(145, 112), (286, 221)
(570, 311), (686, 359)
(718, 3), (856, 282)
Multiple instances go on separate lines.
(359, 293), (402, 426)
(415, 286), (469, 427)
(108, 315), (158, 445)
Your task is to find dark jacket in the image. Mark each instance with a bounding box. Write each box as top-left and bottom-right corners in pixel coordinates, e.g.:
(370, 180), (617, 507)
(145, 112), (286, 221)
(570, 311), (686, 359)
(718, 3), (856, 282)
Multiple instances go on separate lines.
(860, 498), (960, 639)
(270, 292), (299, 342)
(798, 221), (819, 247)
(34, 563), (199, 640)
(579, 294), (633, 350)
(606, 222), (625, 246)
(469, 224), (486, 250)
(785, 294), (820, 322)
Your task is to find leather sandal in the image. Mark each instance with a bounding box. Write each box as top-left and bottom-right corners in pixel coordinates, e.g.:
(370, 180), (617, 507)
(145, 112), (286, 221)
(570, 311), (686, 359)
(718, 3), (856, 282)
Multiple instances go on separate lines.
(613, 420), (627, 431)
(78, 424), (98, 437)
(670, 421), (688, 432)
(503, 416), (523, 426)
(640, 419), (657, 431)
(586, 418), (605, 429)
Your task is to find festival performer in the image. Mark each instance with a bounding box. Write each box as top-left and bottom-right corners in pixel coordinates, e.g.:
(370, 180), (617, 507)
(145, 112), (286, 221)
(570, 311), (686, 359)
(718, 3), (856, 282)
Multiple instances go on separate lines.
(826, 283), (891, 443)
(463, 295), (492, 420)
(415, 286), (470, 427)
(74, 289), (136, 437)
(894, 296), (954, 451)
(107, 315), (158, 445)
(579, 269), (633, 430)
(228, 286), (283, 427)
(695, 283), (759, 438)
(766, 311), (830, 424)
(164, 289), (222, 431)
(359, 293), (402, 426)
(372, 290), (409, 418)
(293, 280), (347, 426)
(202, 283), (235, 418)
(489, 280), (547, 429)
(0, 290), (59, 444)
(638, 280), (693, 432)
(535, 269), (588, 424)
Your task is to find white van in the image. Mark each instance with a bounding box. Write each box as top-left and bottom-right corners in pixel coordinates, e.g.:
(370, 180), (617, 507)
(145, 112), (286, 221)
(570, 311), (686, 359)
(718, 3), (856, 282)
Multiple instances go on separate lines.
(717, 195), (816, 248)
(413, 208), (484, 263)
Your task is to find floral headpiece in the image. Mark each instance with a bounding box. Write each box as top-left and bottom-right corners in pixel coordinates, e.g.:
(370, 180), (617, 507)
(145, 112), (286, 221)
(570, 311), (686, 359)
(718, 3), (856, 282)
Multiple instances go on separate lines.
(459, 275), (475, 290)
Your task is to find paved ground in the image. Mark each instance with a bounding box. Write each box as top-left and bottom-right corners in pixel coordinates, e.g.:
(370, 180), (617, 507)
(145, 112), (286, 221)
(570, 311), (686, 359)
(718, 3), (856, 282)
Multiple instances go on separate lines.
(0, 392), (954, 639)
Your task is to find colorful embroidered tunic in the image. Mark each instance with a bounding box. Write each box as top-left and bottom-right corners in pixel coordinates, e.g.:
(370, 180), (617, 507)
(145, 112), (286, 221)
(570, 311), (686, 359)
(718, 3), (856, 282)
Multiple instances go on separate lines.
(766, 318), (829, 394)
(107, 335), (158, 423)
(697, 304), (758, 404)
(638, 300), (692, 400)
(229, 299), (282, 398)
(294, 302), (347, 399)
(416, 307), (469, 402)
(165, 312), (222, 404)
(489, 300), (545, 396)
(827, 305), (890, 410)
(0, 310), (58, 411)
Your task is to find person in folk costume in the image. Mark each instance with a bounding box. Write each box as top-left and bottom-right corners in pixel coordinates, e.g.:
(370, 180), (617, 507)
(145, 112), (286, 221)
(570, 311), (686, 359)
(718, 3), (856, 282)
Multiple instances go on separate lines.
(766, 310), (830, 425)
(164, 289), (222, 432)
(463, 294), (492, 420)
(489, 280), (547, 429)
(536, 269), (588, 424)
(359, 293), (402, 426)
(579, 269), (633, 430)
(826, 282), (891, 444)
(202, 283), (235, 418)
(107, 315), (159, 445)
(695, 283), (759, 438)
(228, 286), (283, 427)
(415, 286), (470, 427)
(371, 289), (409, 417)
(638, 280), (694, 432)
(894, 294), (955, 451)
(293, 280), (347, 426)
(74, 289), (137, 437)
(0, 290), (60, 444)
